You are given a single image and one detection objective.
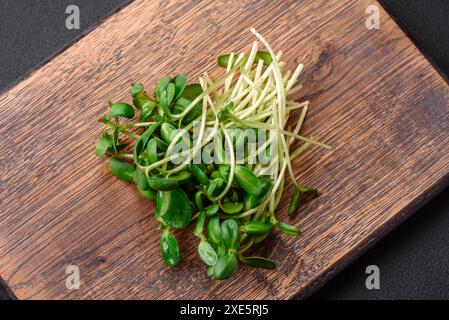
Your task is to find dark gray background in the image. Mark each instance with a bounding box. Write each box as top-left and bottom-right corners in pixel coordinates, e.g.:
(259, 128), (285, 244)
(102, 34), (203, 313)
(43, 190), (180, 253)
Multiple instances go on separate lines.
(0, 0), (448, 300)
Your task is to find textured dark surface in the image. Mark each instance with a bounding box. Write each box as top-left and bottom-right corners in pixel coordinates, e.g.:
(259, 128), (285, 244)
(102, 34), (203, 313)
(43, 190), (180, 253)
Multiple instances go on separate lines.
(380, 0), (449, 83)
(0, 0), (448, 300)
(0, 0), (130, 92)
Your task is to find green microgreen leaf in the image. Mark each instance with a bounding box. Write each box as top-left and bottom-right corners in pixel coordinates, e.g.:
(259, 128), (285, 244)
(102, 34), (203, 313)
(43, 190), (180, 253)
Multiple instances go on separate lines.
(172, 83), (203, 124)
(218, 165), (230, 180)
(210, 171), (221, 180)
(254, 51), (273, 65)
(253, 233), (270, 244)
(160, 122), (178, 144)
(189, 164), (210, 186)
(207, 178), (224, 198)
(220, 202), (244, 215)
(139, 101), (157, 121)
(242, 221), (273, 236)
(194, 191), (205, 210)
(174, 75), (187, 100)
(170, 171), (192, 184)
(155, 137), (168, 151)
(218, 51), (272, 68)
(148, 177), (179, 191)
(239, 256), (276, 269)
(108, 102), (135, 119)
(217, 102), (234, 121)
(155, 76), (171, 101)
(133, 167), (150, 190)
(157, 188), (192, 229)
(157, 77), (176, 118)
(243, 177), (272, 210)
(207, 265), (214, 277)
(167, 82), (176, 104)
(146, 138), (159, 164)
(130, 83), (144, 96)
(288, 189), (302, 215)
(198, 241), (218, 266)
(160, 229), (180, 266)
(95, 132), (110, 157)
(138, 187), (157, 201)
(133, 123), (160, 165)
(277, 222), (301, 236)
(131, 84), (155, 112)
(299, 186), (318, 194)
(180, 83), (202, 101)
(173, 97), (202, 125)
(194, 210), (206, 237)
(221, 219), (240, 251)
(111, 127), (120, 153)
(213, 252), (238, 280)
(205, 204), (219, 217)
(234, 165), (262, 196)
(207, 216), (222, 245)
(109, 158), (135, 182)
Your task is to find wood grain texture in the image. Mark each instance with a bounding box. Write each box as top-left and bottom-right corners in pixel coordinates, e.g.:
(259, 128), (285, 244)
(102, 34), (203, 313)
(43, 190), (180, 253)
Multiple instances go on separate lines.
(0, 0), (448, 300)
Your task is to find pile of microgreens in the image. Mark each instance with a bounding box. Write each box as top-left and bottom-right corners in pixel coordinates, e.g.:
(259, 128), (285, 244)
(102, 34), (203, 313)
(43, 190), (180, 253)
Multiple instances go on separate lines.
(95, 29), (330, 280)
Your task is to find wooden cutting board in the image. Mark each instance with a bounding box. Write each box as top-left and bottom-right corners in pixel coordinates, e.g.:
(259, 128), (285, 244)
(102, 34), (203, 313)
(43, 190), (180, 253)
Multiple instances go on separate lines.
(0, 0), (448, 300)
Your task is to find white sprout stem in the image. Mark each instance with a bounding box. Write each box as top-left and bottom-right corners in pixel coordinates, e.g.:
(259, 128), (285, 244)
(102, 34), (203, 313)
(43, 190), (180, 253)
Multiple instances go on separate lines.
(208, 125), (235, 201)
(253, 160), (287, 220)
(224, 52), (235, 93)
(253, 58), (264, 105)
(224, 52), (246, 97)
(162, 121), (195, 171)
(235, 42), (259, 98)
(289, 104), (308, 145)
(286, 101), (309, 110)
(285, 63), (304, 92)
(175, 57), (246, 123)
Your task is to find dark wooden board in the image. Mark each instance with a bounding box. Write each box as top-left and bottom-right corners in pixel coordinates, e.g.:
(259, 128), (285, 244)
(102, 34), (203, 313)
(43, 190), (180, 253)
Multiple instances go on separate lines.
(0, 0), (448, 299)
